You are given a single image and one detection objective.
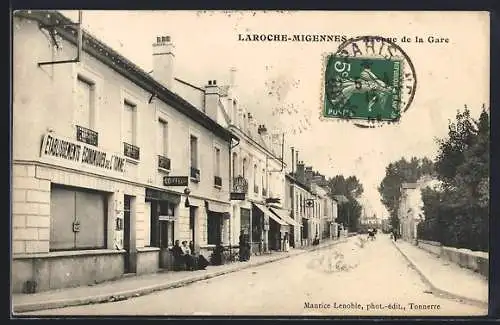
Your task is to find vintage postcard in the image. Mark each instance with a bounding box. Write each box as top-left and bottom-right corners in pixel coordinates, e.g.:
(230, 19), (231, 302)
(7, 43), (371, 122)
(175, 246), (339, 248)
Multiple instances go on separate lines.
(11, 10), (490, 317)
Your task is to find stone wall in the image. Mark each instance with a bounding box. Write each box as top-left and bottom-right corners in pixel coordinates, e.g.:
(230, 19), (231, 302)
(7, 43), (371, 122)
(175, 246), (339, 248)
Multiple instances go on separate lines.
(417, 239), (489, 278)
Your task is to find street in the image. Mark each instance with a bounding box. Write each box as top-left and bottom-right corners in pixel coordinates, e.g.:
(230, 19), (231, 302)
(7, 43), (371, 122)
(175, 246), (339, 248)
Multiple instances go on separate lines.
(21, 235), (487, 316)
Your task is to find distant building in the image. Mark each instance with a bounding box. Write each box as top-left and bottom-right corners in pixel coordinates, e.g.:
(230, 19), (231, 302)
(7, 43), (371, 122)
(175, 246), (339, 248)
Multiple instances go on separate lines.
(398, 177), (440, 242)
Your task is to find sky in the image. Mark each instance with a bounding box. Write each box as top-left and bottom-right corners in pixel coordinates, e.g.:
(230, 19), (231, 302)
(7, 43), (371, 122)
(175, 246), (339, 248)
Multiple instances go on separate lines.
(59, 10), (489, 218)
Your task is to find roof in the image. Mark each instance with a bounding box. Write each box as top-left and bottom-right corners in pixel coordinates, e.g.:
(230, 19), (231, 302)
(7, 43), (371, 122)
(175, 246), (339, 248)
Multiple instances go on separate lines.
(15, 10), (238, 142)
(285, 173), (312, 193)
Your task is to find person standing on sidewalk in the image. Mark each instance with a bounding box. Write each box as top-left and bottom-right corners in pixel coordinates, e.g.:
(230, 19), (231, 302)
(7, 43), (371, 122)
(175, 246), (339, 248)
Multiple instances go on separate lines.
(283, 232), (290, 252)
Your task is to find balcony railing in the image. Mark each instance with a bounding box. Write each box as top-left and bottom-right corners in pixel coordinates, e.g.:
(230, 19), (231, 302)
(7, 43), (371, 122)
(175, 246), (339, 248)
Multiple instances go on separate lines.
(123, 142), (140, 160)
(76, 125), (98, 146)
(190, 166), (200, 182)
(158, 155), (171, 170)
(262, 188), (267, 197)
(214, 176), (222, 187)
(254, 185), (259, 194)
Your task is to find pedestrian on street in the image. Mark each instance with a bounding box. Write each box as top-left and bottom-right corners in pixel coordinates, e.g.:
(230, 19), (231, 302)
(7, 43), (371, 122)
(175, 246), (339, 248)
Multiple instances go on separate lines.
(181, 241), (196, 271)
(283, 232), (290, 252)
(211, 242), (225, 265)
(239, 231), (250, 262)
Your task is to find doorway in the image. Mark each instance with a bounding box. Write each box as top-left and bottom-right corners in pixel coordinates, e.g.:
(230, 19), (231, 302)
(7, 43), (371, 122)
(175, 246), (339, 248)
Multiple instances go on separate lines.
(123, 195), (131, 273)
(189, 206), (197, 249)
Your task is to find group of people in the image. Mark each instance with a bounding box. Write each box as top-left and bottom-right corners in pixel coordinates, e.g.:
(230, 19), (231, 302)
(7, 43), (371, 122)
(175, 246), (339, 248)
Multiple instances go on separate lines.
(170, 240), (210, 271)
(367, 228), (377, 240)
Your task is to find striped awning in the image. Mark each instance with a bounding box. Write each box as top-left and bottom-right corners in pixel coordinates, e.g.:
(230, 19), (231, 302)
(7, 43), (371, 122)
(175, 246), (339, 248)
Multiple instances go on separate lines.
(269, 207), (302, 227)
(253, 203), (287, 226)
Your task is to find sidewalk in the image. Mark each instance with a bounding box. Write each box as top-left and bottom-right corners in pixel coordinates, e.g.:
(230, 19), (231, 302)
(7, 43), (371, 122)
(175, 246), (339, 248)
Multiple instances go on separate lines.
(13, 238), (345, 313)
(393, 239), (488, 308)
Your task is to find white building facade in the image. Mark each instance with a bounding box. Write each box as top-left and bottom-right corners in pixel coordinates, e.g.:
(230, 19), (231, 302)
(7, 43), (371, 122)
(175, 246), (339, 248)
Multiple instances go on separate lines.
(12, 11), (237, 293)
(216, 72), (293, 254)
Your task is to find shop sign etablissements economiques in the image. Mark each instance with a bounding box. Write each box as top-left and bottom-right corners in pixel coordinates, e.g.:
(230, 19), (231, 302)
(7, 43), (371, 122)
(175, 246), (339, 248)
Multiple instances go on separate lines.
(40, 133), (126, 176)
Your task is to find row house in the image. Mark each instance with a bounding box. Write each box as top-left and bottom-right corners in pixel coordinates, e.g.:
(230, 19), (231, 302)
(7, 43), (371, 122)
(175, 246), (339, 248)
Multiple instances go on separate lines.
(286, 153), (321, 247)
(166, 60), (293, 254)
(218, 72), (295, 254)
(286, 151), (340, 247)
(310, 183), (338, 240)
(12, 10), (238, 293)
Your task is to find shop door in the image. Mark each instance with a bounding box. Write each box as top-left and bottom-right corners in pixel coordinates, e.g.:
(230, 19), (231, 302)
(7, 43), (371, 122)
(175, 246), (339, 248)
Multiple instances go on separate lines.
(50, 186), (106, 251)
(189, 206), (197, 248)
(123, 195), (131, 273)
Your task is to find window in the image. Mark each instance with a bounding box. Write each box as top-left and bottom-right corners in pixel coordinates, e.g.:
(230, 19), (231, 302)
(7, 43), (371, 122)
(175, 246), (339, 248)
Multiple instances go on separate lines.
(190, 136), (198, 168)
(214, 147), (222, 187)
(215, 148), (221, 177)
(253, 164), (258, 193)
(75, 76), (94, 129)
(158, 119), (168, 156)
(50, 185), (107, 251)
(261, 169), (265, 196)
(242, 158), (247, 178)
(232, 152), (238, 177)
(123, 100), (136, 145)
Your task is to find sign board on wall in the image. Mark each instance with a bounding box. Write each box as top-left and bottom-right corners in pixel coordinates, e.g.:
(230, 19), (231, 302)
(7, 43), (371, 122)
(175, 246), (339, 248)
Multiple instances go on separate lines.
(40, 133), (126, 176)
(159, 215), (177, 222)
(163, 176), (189, 187)
(230, 192), (246, 200)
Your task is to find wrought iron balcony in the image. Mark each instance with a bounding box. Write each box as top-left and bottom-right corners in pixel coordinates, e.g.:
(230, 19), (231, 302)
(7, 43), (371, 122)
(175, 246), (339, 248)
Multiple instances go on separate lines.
(123, 142), (140, 160)
(214, 176), (222, 187)
(190, 166), (200, 182)
(158, 155), (171, 170)
(76, 125), (98, 146)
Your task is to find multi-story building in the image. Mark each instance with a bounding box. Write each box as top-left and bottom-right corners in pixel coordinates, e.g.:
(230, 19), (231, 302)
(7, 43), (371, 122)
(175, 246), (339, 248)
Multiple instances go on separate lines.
(286, 154), (319, 247)
(310, 183), (337, 240)
(12, 10), (238, 293)
(216, 71), (294, 254)
(398, 176), (439, 242)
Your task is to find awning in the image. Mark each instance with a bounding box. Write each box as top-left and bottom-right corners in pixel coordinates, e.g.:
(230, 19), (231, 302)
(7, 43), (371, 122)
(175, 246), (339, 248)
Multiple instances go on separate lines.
(206, 200), (230, 213)
(145, 188), (181, 205)
(269, 207), (302, 227)
(253, 203), (287, 226)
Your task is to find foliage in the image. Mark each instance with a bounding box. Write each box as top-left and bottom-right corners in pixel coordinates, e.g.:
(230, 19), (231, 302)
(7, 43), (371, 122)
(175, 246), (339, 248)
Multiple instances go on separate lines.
(326, 175), (364, 231)
(417, 107), (489, 251)
(377, 156), (435, 230)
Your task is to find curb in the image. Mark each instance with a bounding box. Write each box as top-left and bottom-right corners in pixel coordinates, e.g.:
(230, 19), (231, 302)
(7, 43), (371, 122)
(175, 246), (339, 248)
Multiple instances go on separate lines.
(391, 240), (488, 309)
(14, 239), (347, 313)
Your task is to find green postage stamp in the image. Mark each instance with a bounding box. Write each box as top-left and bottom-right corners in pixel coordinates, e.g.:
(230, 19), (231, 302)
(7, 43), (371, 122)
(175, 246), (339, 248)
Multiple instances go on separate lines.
(322, 36), (417, 125)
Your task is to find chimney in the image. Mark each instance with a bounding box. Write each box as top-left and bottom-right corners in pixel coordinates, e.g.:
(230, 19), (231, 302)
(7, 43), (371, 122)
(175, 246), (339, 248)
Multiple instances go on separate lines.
(296, 161), (305, 183)
(291, 147), (295, 175)
(305, 166), (313, 186)
(204, 80), (220, 121)
(229, 67), (237, 88)
(152, 35), (175, 89)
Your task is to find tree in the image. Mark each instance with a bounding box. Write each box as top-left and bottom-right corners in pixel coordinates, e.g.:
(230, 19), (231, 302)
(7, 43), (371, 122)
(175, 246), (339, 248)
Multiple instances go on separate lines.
(326, 175), (364, 231)
(378, 157), (435, 230)
(418, 107), (489, 251)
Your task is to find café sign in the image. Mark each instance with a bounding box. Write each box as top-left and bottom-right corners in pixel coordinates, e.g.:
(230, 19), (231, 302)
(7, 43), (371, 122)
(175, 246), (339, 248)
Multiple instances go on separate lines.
(40, 133), (125, 175)
(163, 176), (189, 187)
